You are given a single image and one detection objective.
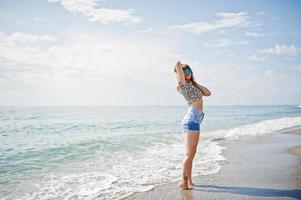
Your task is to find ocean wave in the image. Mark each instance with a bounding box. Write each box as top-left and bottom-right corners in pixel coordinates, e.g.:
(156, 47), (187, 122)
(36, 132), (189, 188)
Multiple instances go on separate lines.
(6, 136), (226, 200)
(204, 116), (301, 140)
(13, 172), (118, 200)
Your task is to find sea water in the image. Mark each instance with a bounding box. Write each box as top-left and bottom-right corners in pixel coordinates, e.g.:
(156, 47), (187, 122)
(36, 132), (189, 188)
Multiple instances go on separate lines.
(1, 105), (301, 199)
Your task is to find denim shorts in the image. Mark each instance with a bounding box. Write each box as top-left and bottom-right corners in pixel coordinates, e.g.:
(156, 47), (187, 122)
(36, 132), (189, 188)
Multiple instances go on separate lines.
(181, 106), (205, 132)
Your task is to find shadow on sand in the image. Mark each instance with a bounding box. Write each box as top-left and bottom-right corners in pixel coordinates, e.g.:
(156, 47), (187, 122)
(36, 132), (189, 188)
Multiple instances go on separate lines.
(179, 184), (301, 200)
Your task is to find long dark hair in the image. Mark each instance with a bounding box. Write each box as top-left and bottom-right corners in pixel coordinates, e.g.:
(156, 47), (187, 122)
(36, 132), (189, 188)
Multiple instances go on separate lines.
(175, 64), (197, 91)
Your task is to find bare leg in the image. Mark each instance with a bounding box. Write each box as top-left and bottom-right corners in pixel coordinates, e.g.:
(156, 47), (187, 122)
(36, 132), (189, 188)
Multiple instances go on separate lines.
(187, 131), (200, 186)
(178, 131), (200, 189)
(178, 132), (189, 190)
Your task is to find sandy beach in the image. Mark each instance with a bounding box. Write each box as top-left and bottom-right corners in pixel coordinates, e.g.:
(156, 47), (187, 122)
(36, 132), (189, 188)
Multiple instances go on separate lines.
(123, 127), (301, 200)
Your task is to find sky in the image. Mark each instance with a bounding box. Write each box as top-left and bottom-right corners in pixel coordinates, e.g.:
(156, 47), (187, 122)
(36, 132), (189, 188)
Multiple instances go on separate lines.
(0, 0), (301, 106)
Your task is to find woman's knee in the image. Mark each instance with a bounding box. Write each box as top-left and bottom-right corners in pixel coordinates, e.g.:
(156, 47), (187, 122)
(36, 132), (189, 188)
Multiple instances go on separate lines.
(186, 149), (197, 160)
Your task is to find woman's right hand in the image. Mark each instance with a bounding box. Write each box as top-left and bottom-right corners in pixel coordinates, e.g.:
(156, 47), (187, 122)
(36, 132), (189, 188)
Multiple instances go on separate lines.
(173, 61), (181, 72)
(174, 61), (186, 84)
(175, 61), (183, 70)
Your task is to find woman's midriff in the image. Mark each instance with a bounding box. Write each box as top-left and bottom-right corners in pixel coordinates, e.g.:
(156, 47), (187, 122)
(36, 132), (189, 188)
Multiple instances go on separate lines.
(191, 100), (203, 110)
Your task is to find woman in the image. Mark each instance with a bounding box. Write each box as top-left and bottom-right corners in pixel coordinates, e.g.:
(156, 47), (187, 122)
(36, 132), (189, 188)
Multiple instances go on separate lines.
(173, 61), (211, 190)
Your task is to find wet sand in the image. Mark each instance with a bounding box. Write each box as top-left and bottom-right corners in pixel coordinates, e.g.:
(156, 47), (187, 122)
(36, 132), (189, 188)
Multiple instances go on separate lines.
(122, 127), (301, 200)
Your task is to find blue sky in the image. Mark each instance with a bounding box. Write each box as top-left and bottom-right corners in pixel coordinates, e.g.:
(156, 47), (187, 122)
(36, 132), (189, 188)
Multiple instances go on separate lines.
(0, 0), (300, 105)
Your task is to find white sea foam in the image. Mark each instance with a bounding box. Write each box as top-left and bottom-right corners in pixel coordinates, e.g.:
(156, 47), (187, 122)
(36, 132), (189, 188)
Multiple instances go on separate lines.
(13, 135), (226, 200)
(13, 173), (118, 200)
(204, 116), (301, 140)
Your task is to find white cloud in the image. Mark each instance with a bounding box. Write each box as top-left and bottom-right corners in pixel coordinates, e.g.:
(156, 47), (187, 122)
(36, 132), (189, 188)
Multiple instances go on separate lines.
(248, 54), (266, 61)
(0, 32), (57, 45)
(258, 44), (301, 56)
(249, 44), (301, 62)
(0, 31), (180, 105)
(1, 32), (299, 105)
(136, 27), (165, 35)
(137, 27), (155, 33)
(204, 38), (249, 48)
(245, 32), (263, 37)
(48, 0), (142, 24)
(204, 38), (231, 47)
(169, 12), (250, 34)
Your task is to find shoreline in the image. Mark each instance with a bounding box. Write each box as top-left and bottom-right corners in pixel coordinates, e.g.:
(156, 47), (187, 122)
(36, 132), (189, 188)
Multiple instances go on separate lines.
(122, 127), (301, 200)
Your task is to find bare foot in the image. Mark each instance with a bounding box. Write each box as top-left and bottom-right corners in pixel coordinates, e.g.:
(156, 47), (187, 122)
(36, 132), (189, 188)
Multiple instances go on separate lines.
(188, 182), (196, 186)
(178, 181), (189, 190)
(188, 182), (196, 189)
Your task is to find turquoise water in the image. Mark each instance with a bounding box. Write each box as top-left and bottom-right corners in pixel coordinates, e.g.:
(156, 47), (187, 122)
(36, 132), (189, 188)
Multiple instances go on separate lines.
(1, 105), (301, 199)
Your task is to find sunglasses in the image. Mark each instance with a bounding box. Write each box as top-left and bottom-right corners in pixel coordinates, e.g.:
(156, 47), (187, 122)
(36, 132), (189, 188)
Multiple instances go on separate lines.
(183, 68), (192, 75)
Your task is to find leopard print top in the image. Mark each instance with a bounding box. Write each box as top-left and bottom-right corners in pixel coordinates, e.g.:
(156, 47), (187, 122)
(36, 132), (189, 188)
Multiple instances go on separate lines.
(178, 81), (203, 106)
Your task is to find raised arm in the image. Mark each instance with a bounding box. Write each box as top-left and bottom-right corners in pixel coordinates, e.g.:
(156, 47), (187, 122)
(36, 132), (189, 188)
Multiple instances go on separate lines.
(173, 61), (187, 84)
(195, 82), (211, 96)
